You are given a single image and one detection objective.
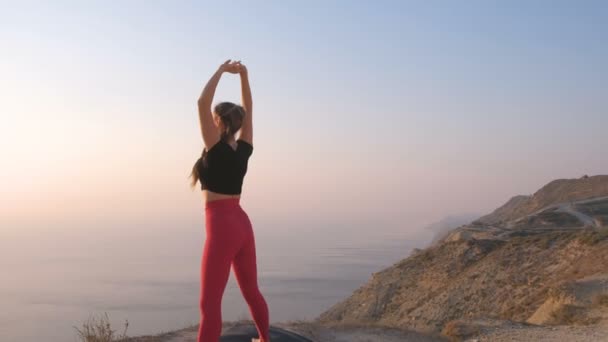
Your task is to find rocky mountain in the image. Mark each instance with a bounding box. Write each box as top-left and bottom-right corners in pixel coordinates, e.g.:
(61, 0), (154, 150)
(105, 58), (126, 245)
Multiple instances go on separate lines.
(477, 175), (608, 226)
(315, 175), (608, 335)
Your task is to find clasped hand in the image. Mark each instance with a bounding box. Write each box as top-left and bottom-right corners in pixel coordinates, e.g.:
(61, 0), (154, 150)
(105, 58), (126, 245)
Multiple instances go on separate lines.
(219, 59), (247, 75)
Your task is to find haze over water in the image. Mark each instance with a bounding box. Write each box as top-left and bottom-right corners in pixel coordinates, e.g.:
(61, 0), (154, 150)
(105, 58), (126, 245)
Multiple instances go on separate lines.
(1, 1), (607, 341)
(1, 216), (425, 341)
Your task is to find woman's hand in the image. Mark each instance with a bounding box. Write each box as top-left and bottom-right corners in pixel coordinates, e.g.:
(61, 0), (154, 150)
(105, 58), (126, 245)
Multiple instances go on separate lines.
(236, 61), (248, 76)
(219, 59), (242, 74)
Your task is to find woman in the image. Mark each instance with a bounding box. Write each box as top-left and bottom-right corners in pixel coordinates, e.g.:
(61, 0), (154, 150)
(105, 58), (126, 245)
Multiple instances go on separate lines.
(190, 59), (270, 342)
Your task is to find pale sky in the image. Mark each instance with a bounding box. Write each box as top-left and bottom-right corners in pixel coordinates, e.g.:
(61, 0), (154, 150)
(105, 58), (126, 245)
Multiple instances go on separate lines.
(1, 1), (607, 238)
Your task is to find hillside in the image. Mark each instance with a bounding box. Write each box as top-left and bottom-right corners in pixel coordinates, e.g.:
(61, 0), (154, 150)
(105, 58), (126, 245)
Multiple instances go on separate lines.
(315, 175), (608, 338)
(477, 175), (608, 225)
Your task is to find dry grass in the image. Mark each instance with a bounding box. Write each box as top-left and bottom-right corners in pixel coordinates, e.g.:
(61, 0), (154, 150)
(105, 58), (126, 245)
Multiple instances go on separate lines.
(547, 304), (599, 325)
(548, 305), (581, 325)
(441, 319), (480, 341)
(73, 312), (129, 342)
(592, 294), (608, 307)
(578, 227), (608, 245)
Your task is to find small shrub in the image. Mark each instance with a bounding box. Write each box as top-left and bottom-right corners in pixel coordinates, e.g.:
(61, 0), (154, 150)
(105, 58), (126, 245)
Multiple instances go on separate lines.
(441, 319), (480, 341)
(548, 304), (595, 325)
(549, 305), (578, 324)
(598, 226), (608, 240)
(539, 236), (554, 249)
(73, 312), (129, 342)
(593, 294), (608, 307)
(577, 228), (608, 245)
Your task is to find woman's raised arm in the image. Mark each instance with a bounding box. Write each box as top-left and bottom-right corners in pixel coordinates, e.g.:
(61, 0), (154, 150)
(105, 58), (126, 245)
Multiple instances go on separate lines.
(237, 63), (253, 145)
(197, 59), (241, 148)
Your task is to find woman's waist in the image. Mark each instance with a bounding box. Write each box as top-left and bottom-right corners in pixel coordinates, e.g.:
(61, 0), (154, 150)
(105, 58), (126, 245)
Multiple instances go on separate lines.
(204, 197), (242, 210)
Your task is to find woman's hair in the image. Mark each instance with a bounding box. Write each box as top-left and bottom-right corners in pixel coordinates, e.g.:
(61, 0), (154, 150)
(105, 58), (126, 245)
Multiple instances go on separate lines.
(189, 101), (246, 189)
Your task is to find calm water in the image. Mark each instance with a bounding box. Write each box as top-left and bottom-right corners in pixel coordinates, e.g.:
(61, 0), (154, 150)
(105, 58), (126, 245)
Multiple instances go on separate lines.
(1, 217), (427, 342)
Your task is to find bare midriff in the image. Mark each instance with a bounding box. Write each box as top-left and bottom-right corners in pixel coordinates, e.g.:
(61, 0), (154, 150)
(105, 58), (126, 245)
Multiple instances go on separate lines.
(203, 189), (241, 203)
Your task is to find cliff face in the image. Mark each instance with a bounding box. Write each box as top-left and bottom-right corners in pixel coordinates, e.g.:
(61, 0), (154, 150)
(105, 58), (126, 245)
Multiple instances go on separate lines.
(315, 175), (608, 333)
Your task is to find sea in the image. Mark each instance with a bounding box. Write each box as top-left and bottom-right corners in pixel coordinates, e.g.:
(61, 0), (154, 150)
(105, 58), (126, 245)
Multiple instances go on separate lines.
(1, 216), (429, 341)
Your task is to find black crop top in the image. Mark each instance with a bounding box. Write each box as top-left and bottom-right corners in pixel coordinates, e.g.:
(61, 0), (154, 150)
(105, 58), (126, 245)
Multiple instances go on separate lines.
(196, 138), (253, 194)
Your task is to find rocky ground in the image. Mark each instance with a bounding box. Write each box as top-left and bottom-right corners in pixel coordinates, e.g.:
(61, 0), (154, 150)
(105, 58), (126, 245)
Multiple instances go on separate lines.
(317, 176), (608, 339)
(125, 320), (448, 342)
(126, 318), (608, 341)
(474, 324), (608, 342)
(444, 318), (608, 342)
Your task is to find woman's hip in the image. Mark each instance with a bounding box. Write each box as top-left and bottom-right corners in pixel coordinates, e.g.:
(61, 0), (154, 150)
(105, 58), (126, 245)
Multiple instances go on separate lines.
(204, 200), (251, 233)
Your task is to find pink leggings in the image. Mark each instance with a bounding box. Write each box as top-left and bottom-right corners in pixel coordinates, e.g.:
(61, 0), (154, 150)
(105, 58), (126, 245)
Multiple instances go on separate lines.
(198, 198), (270, 342)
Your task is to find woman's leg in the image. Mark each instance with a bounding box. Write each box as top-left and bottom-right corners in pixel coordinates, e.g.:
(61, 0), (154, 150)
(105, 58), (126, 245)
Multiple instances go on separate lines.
(198, 219), (238, 342)
(232, 213), (270, 341)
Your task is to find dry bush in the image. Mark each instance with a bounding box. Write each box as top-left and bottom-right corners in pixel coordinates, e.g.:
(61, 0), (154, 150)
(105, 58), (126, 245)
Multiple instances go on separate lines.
(73, 312), (129, 342)
(441, 319), (480, 341)
(547, 304), (598, 325)
(578, 227), (608, 245)
(592, 294), (608, 307)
